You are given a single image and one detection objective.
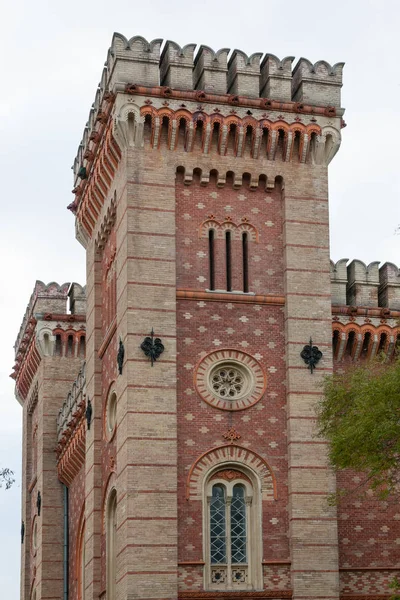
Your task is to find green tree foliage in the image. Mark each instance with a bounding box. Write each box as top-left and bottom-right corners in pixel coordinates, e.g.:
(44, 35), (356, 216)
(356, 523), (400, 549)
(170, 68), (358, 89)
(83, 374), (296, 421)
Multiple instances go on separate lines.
(317, 359), (400, 496)
(0, 467), (14, 489)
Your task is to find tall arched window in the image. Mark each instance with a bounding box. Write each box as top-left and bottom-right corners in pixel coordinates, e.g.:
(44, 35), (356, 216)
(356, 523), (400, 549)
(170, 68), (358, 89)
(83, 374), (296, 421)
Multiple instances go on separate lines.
(106, 489), (117, 599)
(205, 469), (262, 590)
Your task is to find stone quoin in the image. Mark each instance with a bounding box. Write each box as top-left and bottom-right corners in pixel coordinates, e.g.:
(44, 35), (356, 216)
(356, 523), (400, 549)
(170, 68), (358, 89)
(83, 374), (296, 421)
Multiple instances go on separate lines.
(12, 33), (400, 600)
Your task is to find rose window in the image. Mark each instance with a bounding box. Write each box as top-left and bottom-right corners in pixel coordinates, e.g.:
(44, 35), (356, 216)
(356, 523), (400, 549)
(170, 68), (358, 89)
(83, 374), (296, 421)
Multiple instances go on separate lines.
(211, 367), (245, 399)
(195, 350), (267, 411)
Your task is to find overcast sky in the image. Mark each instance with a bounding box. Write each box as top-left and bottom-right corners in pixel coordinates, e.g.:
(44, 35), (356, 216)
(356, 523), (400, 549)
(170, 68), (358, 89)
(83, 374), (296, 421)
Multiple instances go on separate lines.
(1, 0), (399, 595)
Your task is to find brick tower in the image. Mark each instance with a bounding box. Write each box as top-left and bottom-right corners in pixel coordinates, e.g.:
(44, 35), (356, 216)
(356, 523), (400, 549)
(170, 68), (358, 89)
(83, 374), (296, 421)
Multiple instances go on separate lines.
(67, 34), (345, 600)
(12, 282), (86, 600)
(25, 32), (400, 600)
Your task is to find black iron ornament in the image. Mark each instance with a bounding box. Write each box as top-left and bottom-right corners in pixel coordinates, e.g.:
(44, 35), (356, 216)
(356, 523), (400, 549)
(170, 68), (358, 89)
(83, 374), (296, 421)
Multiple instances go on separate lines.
(36, 491), (41, 517)
(85, 399), (92, 430)
(117, 339), (125, 375)
(78, 166), (87, 180)
(21, 520), (25, 544)
(300, 338), (322, 374)
(140, 329), (165, 366)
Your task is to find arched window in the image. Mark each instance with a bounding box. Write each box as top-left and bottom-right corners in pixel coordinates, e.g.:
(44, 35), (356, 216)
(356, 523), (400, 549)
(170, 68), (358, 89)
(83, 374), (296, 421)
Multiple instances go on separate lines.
(106, 489), (117, 599)
(204, 469), (262, 590)
(77, 521), (85, 600)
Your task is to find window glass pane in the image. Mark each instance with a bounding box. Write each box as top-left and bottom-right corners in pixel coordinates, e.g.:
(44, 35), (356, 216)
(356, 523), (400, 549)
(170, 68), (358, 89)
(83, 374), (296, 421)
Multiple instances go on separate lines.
(231, 485), (247, 564)
(210, 485), (226, 564)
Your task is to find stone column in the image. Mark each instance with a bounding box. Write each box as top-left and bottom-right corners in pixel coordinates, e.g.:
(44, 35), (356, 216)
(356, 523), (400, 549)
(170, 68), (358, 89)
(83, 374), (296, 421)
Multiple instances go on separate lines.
(84, 242), (103, 600)
(114, 146), (178, 600)
(283, 168), (339, 600)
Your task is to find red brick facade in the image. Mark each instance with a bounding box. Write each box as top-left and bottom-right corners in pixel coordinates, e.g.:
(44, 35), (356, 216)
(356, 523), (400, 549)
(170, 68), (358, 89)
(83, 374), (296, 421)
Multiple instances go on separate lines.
(13, 34), (400, 600)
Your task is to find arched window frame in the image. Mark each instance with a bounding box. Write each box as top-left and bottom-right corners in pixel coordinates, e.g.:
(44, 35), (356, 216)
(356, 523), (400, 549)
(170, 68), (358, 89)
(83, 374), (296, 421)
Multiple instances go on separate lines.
(77, 517), (86, 600)
(106, 488), (117, 600)
(203, 465), (263, 591)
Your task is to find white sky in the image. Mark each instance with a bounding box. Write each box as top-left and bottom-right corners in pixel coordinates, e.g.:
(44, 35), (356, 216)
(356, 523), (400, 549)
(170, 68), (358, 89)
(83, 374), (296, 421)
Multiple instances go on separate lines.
(1, 0), (399, 595)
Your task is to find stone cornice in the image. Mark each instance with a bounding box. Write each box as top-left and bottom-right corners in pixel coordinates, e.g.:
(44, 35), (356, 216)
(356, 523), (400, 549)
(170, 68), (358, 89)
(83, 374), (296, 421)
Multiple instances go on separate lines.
(177, 289), (285, 306)
(123, 82), (341, 116)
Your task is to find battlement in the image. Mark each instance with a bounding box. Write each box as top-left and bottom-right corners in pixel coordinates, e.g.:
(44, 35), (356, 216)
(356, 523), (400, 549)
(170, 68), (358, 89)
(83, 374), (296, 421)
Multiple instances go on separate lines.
(14, 281), (86, 362)
(72, 33), (344, 181)
(14, 281), (70, 357)
(330, 259), (400, 310)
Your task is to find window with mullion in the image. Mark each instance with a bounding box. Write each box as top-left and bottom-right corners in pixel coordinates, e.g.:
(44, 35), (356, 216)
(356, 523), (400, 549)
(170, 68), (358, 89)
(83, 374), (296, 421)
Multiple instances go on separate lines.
(231, 485), (247, 564)
(210, 485), (227, 563)
(210, 484), (247, 566)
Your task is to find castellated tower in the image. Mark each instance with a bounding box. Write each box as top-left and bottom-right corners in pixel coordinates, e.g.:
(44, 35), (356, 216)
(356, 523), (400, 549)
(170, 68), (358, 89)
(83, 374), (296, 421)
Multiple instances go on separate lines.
(11, 282), (86, 600)
(66, 34), (345, 600)
(16, 32), (387, 600)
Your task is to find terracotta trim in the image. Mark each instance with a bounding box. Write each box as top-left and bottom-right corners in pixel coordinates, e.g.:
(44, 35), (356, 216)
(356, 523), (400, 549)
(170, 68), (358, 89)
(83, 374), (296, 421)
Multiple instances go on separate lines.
(177, 289), (285, 306)
(40, 313), (85, 322)
(262, 559), (291, 565)
(340, 596), (392, 600)
(98, 318), (117, 358)
(340, 566), (400, 571)
(178, 592), (292, 599)
(126, 83), (335, 117)
(186, 443), (277, 501)
(332, 305), (400, 318)
(28, 475), (37, 493)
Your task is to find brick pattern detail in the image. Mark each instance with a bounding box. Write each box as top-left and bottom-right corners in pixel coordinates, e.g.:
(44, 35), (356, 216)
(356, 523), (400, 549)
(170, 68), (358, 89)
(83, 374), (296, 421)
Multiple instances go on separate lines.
(186, 444), (276, 501)
(68, 466), (85, 600)
(340, 570), (399, 595)
(176, 172), (289, 583)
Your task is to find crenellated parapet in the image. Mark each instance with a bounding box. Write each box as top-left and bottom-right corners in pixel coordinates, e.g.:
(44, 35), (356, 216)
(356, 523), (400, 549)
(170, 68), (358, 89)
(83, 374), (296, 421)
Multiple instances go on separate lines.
(193, 45), (230, 94)
(331, 259), (400, 363)
(378, 262), (400, 310)
(14, 281), (70, 359)
(227, 50), (263, 98)
(160, 41), (197, 90)
(70, 34), (345, 239)
(260, 55), (295, 102)
(330, 259), (400, 309)
(11, 281), (86, 400)
(292, 59), (344, 108)
(330, 258), (349, 305)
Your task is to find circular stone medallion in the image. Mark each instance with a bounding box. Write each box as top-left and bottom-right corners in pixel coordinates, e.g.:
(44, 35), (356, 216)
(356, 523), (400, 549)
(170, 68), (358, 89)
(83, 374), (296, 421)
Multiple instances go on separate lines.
(194, 349), (266, 411)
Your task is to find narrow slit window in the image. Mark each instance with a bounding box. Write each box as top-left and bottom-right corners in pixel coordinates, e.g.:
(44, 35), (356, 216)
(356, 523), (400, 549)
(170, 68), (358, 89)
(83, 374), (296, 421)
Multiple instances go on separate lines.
(211, 122), (220, 153)
(143, 114), (152, 144)
(67, 335), (74, 357)
(378, 333), (387, 356)
(209, 229), (215, 291)
(79, 336), (86, 358)
(242, 233), (249, 293)
(345, 331), (355, 358)
(332, 330), (340, 359)
(361, 332), (371, 358)
(55, 334), (62, 356)
(226, 231), (232, 292)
